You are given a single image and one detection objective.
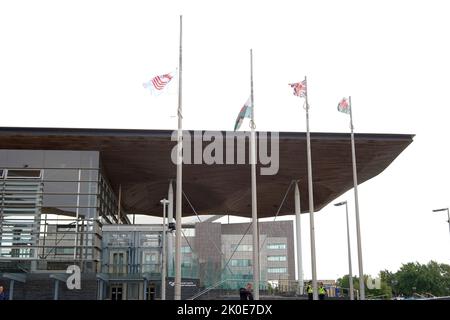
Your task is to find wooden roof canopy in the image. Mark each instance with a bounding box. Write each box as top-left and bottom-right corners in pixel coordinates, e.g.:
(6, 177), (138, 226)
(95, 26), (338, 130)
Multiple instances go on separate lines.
(0, 127), (413, 218)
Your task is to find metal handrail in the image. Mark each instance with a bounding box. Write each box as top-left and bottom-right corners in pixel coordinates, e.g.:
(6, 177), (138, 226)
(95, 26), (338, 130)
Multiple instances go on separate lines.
(189, 278), (229, 300)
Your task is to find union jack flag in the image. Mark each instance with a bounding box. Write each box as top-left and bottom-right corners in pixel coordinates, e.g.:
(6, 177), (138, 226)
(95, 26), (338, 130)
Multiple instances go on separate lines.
(143, 72), (175, 95)
(337, 97), (350, 114)
(289, 80), (307, 98)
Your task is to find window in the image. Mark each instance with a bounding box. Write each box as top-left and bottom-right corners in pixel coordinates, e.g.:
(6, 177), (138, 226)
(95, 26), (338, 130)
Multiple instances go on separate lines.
(230, 259), (252, 267)
(110, 251), (127, 274)
(110, 284), (123, 301)
(143, 252), (158, 263)
(142, 251), (159, 273)
(6, 169), (41, 179)
(267, 255), (287, 262)
(267, 267), (287, 274)
(140, 234), (159, 247)
(0, 169), (4, 178)
(231, 244), (253, 252)
(109, 233), (130, 247)
(267, 243), (286, 250)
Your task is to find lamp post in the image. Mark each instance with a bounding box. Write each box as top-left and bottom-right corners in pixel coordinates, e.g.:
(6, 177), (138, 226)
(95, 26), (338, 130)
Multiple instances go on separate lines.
(160, 198), (170, 300)
(432, 208), (450, 236)
(334, 201), (354, 300)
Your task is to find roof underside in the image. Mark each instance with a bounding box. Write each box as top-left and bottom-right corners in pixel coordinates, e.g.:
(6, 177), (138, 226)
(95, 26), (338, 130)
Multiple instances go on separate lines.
(0, 127), (413, 218)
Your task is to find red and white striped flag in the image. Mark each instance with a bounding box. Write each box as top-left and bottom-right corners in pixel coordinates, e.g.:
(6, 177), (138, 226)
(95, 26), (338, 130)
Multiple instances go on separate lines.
(289, 80), (307, 98)
(143, 71), (175, 95)
(337, 97), (350, 114)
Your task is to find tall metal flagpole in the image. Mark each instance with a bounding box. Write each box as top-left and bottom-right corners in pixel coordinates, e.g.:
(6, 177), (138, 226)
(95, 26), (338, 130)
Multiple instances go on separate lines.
(168, 181), (174, 277)
(160, 199), (169, 300)
(344, 201), (354, 300)
(294, 181), (304, 295)
(304, 76), (318, 300)
(349, 96), (365, 300)
(250, 49), (260, 300)
(174, 15), (183, 301)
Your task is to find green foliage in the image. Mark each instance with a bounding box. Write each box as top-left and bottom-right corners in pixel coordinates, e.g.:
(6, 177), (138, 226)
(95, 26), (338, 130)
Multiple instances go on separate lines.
(337, 274), (392, 299)
(337, 261), (450, 299)
(395, 261), (450, 297)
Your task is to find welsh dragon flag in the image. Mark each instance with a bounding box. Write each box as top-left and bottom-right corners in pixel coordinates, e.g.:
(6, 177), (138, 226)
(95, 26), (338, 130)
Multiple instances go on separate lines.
(234, 97), (252, 131)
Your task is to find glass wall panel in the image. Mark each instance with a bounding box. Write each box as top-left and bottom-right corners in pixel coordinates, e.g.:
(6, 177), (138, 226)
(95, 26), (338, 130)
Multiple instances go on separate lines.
(0, 150), (101, 272)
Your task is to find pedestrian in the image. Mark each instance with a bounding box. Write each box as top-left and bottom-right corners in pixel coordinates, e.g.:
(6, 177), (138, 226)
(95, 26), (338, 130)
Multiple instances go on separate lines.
(239, 282), (254, 300)
(239, 286), (247, 300)
(319, 282), (326, 300)
(306, 281), (313, 300)
(0, 286), (8, 300)
(245, 283), (254, 300)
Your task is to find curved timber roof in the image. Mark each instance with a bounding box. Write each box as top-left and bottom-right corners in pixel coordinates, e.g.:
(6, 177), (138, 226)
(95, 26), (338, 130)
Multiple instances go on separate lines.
(0, 127), (413, 218)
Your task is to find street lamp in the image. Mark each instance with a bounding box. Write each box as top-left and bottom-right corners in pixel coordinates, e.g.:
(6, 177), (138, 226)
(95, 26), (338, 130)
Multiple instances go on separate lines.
(334, 201), (354, 300)
(432, 208), (450, 236)
(160, 198), (170, 300)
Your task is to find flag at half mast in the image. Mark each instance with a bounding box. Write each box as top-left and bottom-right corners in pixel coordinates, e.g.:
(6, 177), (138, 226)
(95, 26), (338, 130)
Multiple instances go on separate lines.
(234, 97), (252, 131)
(143, 71), (176, 95)
(289, 79), (307, 98)
(337, 97), (350, 114)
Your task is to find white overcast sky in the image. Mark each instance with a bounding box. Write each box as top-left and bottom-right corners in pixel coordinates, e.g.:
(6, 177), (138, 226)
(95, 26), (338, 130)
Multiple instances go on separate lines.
(1, 0), (450, 280)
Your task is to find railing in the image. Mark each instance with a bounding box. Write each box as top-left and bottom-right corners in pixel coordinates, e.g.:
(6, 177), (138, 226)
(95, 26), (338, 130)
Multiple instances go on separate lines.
(190, 279), (348, 300)
(189, 278), (275, 300)
(102, 263), (162, 276)
(1, 217), (102, 272)
(189, 279), (229, 300)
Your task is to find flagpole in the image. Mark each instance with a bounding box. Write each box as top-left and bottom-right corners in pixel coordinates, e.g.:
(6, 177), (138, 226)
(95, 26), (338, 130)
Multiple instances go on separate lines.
(304, 76), (318, 300)
(294, 181), (304, 296)
(349, 96), (365, 300)
(174, 14), (183, 301)
(250, 48), (260, 300)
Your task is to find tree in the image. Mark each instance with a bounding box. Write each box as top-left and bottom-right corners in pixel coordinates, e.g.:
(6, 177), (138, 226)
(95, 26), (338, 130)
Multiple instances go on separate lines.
(337, 273), (392, 299)
(396, 261), (450, 297)
(337, 261), (450, 299)
(380, 269), (397, 297)
(336, 274), (355, 298)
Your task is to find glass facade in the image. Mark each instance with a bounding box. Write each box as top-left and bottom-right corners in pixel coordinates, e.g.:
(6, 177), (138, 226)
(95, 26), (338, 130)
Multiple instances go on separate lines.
(0, 150), (116, 273)
(101, 226), (163, 276)
(0, 148), (295, 299)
